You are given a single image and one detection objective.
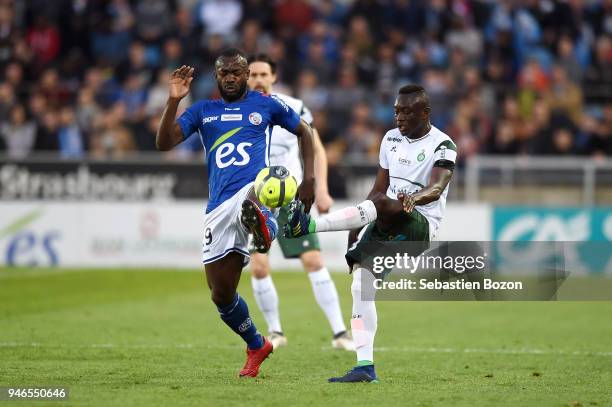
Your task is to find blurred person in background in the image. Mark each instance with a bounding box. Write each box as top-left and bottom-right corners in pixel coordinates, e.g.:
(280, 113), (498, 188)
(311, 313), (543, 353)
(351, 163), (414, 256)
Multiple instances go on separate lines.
(583, 36), (612, 107)
(58, 106), (85, 158)
(543, 65), (583, 125)
(343, 102), (380, 162)
(0, 103), (37, 158)
(246, 53), (353, 351)
(327, 66), (366, 130)
(90, 103), (135, 158)
(295, 69), (329, 112)
(0, 82), (15, 121)
(197, 0), (242, 42)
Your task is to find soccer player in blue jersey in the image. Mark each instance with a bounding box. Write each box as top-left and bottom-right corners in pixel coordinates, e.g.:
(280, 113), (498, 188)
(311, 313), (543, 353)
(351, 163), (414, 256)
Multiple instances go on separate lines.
(156, 48), (315, 377)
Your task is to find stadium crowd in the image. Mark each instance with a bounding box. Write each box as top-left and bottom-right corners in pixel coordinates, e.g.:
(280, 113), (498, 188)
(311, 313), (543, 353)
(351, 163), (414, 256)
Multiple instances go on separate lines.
(0, 0), (610, 166)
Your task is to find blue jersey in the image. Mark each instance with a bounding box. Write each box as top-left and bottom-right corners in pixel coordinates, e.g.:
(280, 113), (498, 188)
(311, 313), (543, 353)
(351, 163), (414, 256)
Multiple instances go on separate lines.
(177, 90), (301, 213)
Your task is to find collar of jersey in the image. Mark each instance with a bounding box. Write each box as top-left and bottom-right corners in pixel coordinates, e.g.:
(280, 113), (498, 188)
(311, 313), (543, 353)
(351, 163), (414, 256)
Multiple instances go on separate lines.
(405, 128), (432, 143)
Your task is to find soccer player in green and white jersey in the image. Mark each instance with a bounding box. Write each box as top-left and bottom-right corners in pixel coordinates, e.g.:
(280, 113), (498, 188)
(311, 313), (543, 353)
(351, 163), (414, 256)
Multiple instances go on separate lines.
(285, 85), (457, 382)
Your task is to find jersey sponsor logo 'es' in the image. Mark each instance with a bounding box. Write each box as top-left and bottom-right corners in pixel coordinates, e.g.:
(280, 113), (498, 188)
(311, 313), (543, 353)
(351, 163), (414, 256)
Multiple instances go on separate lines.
(248, 112), (262, 125)
(215, 142), (252, 168)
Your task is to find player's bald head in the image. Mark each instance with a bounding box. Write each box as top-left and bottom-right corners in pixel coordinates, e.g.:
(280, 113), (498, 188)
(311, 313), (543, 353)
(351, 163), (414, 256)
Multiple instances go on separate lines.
(215, 48), (248, 69)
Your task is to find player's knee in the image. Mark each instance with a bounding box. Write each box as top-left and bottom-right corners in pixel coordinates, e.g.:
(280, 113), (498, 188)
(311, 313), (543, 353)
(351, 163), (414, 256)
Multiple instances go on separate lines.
(351, 268), (362, 297)
(210, 287), (235, 307)
(301, 251), (323, 272)
(250, 254), (270, 279)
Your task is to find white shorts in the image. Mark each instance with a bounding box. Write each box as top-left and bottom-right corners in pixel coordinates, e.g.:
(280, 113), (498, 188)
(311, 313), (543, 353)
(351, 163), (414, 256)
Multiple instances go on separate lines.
(202, 182), (253, 266)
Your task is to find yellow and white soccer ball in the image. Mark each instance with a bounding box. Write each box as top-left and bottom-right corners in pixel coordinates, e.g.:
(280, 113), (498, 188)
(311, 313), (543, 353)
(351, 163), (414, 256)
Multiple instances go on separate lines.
(254, 166), (298, 208)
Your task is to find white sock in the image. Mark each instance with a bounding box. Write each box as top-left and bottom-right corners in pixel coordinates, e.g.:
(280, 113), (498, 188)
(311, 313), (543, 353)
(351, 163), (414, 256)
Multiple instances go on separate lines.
(314, 200), (377, 232)
(350, 268), (377, 363)
(251, 275), (282, 333)
(308, 268), (346, 335)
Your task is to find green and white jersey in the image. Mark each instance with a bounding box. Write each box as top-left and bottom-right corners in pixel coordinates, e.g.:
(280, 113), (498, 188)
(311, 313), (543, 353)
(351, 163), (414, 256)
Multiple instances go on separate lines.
(379, 125), (457, 234)
(269, 93), (313, 184)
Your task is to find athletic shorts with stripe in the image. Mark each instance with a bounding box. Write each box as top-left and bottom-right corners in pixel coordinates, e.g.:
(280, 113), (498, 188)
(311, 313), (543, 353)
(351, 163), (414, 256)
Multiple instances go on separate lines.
(202, 182), (253, 266)
(345, 209), (431, 270)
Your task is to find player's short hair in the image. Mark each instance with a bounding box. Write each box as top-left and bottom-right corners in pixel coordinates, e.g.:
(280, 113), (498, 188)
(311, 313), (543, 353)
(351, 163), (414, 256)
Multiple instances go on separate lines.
(398, 84), (430, 109)
(398, 84), (426, 96)
(216, 48), (248, 66)
(247, 53), (277, 74)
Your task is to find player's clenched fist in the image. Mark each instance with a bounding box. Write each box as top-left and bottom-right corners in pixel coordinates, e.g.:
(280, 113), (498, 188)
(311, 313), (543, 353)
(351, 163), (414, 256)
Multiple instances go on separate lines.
(397, 193), (416, 214)
(169, 65), (194, 100)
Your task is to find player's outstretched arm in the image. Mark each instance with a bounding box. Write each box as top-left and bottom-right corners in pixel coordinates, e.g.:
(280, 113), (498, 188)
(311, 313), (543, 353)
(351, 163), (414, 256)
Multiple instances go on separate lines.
(399, 167), (453, 214)
(156, 65), (194, 151)
(294, 119), (316, 213)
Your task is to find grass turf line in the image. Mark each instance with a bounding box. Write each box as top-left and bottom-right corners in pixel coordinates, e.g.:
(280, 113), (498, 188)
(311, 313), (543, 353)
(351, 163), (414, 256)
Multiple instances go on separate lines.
(0, 268), (611, 407)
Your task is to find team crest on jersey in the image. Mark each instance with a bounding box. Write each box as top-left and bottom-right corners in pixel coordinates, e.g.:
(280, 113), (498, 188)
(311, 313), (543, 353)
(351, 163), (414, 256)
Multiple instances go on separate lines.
(417, 150), (426, 162)
(249, 112), (262, 125)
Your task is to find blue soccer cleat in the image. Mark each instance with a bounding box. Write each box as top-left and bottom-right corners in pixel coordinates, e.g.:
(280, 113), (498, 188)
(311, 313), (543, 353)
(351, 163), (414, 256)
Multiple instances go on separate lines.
(283, 200), (313, 238)
(241, 199), (278, 253)
(328, 365), (379, 383)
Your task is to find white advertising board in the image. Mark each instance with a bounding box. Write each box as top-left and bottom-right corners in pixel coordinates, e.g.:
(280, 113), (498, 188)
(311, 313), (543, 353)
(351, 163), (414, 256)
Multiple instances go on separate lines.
(0, 201), (491, 270)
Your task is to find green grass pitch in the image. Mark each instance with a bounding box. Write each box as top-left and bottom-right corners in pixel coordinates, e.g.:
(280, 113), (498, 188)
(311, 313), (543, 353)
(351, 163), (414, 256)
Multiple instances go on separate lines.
(1, 268), (611, 406)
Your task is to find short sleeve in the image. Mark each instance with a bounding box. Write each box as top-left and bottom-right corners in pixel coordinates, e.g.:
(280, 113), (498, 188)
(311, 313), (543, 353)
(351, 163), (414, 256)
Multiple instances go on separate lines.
(269, 95), (300, 132)
(299, 103), (313, 125)
(176, 101), (204, 141)
(433, 139), (458, 164)
(379, 137), (389, 169)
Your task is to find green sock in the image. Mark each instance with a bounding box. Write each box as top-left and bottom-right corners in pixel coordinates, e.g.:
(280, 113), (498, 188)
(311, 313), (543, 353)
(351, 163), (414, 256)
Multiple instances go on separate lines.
(357, 360), (373, 366)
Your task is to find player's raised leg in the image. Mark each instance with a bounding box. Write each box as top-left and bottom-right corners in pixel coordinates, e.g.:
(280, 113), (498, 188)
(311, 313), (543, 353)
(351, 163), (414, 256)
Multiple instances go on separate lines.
(241, 197), (278, 253)
(205, 252), (273, 377)
(284, 199), (379, 238)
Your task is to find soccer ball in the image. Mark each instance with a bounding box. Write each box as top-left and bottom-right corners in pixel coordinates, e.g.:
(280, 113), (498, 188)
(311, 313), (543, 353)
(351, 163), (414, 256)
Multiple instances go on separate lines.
(254, 166), (298, 208)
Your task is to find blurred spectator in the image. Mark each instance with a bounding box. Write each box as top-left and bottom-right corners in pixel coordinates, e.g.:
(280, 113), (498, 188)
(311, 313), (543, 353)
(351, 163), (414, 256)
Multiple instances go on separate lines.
(134, 0), (172, 43)
(327, 66), (366, 128)
(343, 102), (379, 162)
(0, 3), (17, 64)
(240, 20), (272, 56)
(543, 65), (583, 125)
(275, 0), (314, 35)
(0, 82), (15, 120)
(490, 121), (520, 155)
(1, 104), (37, 158)
(198, 0), (242, 41)
(583, 36), (612, 106)
(26, 15), (60, 68)
(58, 106), (85, 158)
(295, 69), (328, 112)
(91, 103), (135, 158)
